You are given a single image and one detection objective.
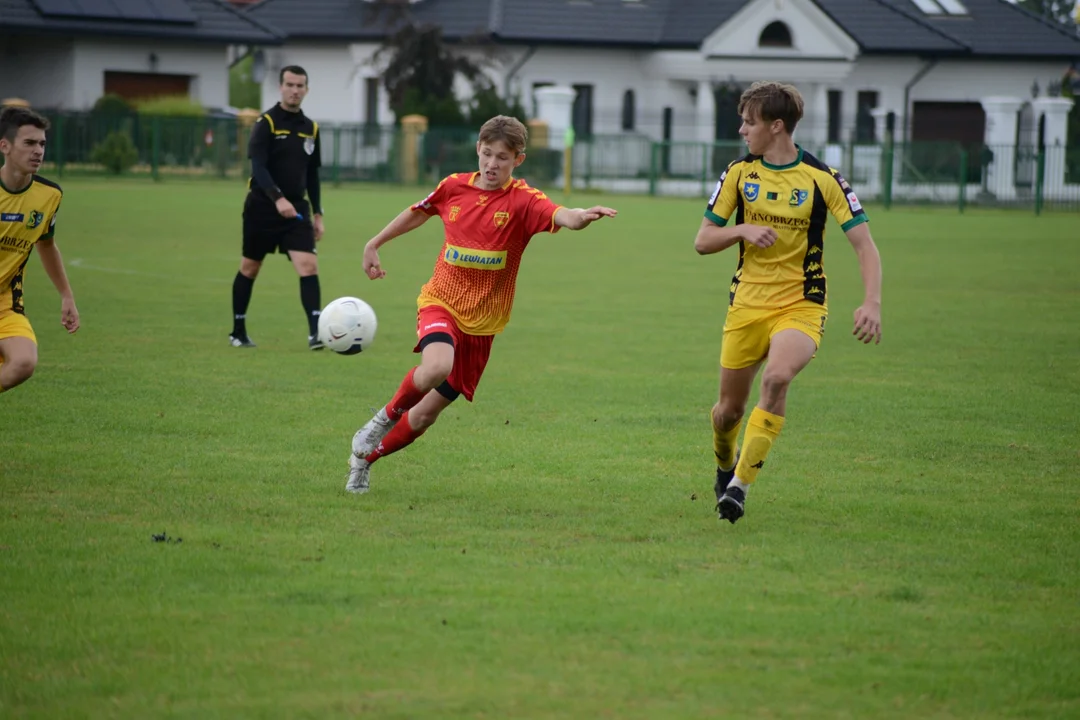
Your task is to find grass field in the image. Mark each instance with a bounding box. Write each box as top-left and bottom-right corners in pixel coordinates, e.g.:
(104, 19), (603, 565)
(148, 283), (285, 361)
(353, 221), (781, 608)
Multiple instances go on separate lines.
(1, 178), (1079, 719)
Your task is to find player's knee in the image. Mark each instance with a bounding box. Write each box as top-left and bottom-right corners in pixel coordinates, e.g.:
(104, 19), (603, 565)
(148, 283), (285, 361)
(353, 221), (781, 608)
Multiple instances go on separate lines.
(713, 402), (743, 431)
(8, 356), (36, 383)
(409, 406), (440, 431)
(416, 359), (452, 389)
(760, 371), (792, 400)
(240, 260), (261, 278)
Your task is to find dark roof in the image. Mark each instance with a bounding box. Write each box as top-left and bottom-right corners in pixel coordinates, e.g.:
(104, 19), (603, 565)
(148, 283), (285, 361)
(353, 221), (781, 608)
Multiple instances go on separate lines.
(0, 0), (283, 44)
(244, 0), (1080, 59)
(813, 0), (968, 54)
(243, 0), (492, 41)
(876, 0), (1080, 59)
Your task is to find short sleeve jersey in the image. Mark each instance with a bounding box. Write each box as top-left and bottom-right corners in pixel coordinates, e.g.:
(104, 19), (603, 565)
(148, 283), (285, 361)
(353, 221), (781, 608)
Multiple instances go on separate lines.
(412, 172), (563, 335)
(704, 147), (868, 310)
(0, 175), (62, 318)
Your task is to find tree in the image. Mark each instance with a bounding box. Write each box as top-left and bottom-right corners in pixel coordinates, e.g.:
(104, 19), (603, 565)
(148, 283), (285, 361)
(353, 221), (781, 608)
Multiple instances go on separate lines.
(229, 55), (261, 110)
(362, 0), (524, 126)
(1015, 0), (1080, 29)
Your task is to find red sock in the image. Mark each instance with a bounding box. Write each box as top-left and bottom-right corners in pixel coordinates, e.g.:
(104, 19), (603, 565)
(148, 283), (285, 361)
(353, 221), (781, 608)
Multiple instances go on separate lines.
(366, 411), (426, 463)
(386, 368), (427, 421)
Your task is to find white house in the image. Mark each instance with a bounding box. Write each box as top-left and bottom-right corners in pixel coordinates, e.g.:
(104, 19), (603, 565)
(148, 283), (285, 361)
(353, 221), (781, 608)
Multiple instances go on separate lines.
(241, 0), (1080, 199)
(243, 0), (1077, 139)
(0, 0), (282, 110)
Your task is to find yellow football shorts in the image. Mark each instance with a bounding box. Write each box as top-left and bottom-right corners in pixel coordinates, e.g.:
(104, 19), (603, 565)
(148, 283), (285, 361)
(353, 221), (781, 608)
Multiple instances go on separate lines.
(0, 312), (37, 369)
(720, 300), (827, 370)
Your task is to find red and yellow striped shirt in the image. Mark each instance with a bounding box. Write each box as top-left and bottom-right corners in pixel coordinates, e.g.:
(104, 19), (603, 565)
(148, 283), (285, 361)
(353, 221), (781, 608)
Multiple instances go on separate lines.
(412, 172), (562, 335)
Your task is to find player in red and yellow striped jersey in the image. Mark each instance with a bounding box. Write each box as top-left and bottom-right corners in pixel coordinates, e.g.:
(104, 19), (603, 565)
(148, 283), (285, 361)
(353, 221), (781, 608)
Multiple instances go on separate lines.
(343, 115), (617, 493)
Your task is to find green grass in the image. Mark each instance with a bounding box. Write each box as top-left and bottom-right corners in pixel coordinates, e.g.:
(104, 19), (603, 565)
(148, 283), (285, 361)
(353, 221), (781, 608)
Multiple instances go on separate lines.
(1, 179), (1079, 719)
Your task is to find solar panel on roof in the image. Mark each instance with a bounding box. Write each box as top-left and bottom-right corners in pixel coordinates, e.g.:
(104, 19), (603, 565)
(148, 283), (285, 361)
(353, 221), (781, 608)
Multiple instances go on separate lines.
(31, 0), (197, 24)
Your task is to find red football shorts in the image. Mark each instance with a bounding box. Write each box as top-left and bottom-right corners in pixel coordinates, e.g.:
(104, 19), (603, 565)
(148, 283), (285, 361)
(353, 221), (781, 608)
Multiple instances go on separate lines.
(413, 305), (493, 402)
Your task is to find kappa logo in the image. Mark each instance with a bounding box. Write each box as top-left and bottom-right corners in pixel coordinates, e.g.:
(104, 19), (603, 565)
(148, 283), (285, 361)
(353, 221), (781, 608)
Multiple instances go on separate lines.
(746, 171), (761, 180)
(493, 210), (510, 228)
(26, 211), (44, 229)
(476, 194), (489, 206)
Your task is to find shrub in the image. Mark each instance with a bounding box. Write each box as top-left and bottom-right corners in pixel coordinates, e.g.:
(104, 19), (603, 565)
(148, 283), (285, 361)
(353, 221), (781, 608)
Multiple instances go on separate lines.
(135, 95), (206, 117)
(91, 131), (139, 174)
(92, 94), (134, 116)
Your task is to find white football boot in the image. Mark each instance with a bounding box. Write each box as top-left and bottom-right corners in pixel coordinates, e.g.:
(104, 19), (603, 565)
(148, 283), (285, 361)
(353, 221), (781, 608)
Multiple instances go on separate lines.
(351, 407), (397, 457)
(345, 454), (371, 494)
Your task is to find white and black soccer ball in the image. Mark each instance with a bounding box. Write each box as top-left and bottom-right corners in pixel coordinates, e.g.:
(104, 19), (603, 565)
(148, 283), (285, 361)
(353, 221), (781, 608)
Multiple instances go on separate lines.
(317, 296), (377, 355)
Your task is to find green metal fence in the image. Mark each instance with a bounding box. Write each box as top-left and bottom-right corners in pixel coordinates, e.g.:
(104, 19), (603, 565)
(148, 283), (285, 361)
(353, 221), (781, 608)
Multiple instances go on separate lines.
(33, 111), (1080, 213)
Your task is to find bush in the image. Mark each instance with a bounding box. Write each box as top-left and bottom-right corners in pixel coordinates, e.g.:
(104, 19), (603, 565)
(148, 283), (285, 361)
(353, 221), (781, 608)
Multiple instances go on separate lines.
(92, 93), (134, 116)
(91, 132), (139, 174)
(135, 95), (206, 117)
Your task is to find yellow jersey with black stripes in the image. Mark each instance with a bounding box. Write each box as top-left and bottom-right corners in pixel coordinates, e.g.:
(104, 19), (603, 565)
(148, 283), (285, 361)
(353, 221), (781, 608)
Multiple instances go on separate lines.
(0, 175), (62, 318)
(704, 147), (867, 310)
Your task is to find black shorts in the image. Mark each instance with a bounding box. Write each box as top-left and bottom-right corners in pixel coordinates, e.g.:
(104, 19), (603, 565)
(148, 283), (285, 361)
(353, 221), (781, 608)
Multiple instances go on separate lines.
(242, 193), (315, 262)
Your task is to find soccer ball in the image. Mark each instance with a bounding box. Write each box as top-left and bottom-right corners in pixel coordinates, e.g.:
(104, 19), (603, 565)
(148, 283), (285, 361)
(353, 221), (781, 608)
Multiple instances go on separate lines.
(317, 296), (378, 355)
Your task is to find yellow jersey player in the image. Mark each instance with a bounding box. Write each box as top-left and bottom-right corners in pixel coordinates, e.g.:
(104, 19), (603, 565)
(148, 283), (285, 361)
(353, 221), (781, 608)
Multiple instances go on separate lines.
(695, 81), (882, 524)
(0, 106), (79, 394)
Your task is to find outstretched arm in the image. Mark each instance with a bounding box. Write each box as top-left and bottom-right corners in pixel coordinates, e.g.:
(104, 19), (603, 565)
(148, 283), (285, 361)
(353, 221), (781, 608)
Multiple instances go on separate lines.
(554, 205), (617, 230)
(845, 223), (882, 344)
(36, 238), (79, 333)
(363, 207), (433, 280)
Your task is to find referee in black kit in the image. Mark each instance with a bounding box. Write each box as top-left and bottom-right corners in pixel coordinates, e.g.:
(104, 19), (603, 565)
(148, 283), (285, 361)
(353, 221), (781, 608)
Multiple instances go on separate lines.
(230, 65), (326, 350)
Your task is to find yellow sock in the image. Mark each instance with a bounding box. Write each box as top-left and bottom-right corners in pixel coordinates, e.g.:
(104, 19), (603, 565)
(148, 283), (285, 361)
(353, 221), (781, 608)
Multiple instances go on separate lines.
(711, 411), (742, 470)
(734, 408), (785, 484)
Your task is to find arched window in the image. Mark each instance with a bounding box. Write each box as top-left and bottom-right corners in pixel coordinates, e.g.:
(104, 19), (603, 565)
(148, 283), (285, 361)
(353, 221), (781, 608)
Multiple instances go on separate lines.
(621, 89), (636, 131)
(759, 21), (793, 48)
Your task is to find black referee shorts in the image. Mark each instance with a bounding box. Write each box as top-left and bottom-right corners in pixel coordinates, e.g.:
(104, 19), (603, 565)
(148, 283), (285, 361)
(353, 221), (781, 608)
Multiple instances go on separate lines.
(242, 193), (316, 262)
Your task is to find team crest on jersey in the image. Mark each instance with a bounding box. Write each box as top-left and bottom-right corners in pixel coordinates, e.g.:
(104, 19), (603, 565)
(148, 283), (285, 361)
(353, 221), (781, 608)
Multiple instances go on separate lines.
(789, 189), (808, 207)
(449, 205), (461, 222)
(26, 211), (44, 229)
(303, 137), (315, 155)
(743, 183), (760, 202)
(493, 211), (510, 228)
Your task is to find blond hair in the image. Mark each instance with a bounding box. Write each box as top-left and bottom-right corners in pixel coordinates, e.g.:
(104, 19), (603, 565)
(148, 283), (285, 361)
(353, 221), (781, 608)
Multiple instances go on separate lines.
(737, 82), (804, 134)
